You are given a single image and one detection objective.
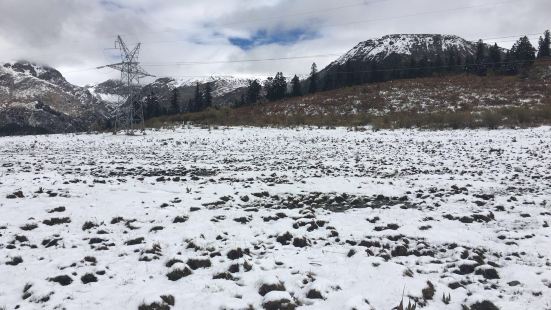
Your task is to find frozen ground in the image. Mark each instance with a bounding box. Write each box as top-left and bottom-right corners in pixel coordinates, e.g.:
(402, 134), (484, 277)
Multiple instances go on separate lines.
(0, 126), (550, 310)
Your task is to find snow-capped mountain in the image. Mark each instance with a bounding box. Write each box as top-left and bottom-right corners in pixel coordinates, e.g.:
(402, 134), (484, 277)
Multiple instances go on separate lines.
(0, 61), (108, 135)
(313, 34), (481, 90)
(333, 34), (476, 65)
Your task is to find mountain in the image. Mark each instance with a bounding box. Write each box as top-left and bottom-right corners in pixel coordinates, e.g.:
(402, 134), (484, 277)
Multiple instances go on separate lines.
(317, 34), (479, 89)
(334, 34), (475, 65)
(0, 61), (108, 135)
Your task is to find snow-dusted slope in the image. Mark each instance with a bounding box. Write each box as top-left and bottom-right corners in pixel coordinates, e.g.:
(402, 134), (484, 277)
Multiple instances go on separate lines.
(0, 61), (108, 135)
(173, 76), (250, 97)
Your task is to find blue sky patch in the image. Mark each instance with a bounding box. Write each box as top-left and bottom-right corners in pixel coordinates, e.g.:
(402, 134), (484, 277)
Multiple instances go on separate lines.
(229, 28), (319, 50)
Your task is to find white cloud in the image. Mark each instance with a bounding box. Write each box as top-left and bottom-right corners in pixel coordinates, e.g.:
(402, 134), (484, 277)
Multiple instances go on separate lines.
(0, 0), (548, 86)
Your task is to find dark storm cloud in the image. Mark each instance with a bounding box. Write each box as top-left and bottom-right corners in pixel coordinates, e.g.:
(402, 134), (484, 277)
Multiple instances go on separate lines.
(0, 0), (548, 86)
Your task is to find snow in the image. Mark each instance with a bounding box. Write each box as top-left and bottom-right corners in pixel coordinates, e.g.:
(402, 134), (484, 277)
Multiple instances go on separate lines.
(86, 85), (124, 110)
(0, 126), (550, 309)
(174, 76), (250, 96)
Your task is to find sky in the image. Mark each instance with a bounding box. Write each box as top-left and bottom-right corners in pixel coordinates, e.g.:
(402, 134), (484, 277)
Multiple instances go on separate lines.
(0, 0), (549, 86)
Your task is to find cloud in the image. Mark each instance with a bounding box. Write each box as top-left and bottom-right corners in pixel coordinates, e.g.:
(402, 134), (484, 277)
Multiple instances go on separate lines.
(0, 0), (549, 86)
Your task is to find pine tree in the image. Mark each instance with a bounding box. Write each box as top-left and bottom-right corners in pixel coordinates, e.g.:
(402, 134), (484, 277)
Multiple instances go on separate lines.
(408, 56), (418, 78)
(239, 94), (245, 107)
(488, 43), (502, 70)
(273, 72), (287, 100)
(511, 36), (536, 64)
(371, 62), (383, 82)
(308, 63), (318, 94)
(144, 93), (160, 119)
(203, 82), (213, 109)
(474, 39), (488, 76)
(344, 61), (354, 86)
(187, 98), (194, 112)
(465, 55), (475, 73)
(264, 73), (287, 101)
(290, 75), (302, 97)
(446, 48), (457, 72)
(246, 79), (261, 104)
(434, 54), (444, 75)
(193, 83), (203, 112)
(504, 36), (537, 74)
(418, 56), (430, 77)
(537, 30), (551, 58)
(170, 89), (180, 115)
(264, 77), (275, 101)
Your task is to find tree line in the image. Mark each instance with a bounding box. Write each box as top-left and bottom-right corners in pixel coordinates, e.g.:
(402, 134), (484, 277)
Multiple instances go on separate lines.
(142, 81), (214, 119)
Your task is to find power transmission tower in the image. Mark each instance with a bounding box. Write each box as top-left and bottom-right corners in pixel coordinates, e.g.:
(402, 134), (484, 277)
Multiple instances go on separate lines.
(97, 35), (154, 135)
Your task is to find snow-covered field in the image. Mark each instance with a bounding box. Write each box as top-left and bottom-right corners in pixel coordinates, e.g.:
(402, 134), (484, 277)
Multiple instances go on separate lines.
(0, 127), (550, 310)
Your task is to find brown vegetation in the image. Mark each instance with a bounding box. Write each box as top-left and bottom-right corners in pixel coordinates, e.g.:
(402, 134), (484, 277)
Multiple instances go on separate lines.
(146, 64), (551, 130)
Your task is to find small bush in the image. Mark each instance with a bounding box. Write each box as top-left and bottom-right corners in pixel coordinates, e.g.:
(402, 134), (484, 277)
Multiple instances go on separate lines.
(186, 258), (211, 270)
(173, 216), (188, 223)
(160, 295), (175, 306)
(6, 256), (23, 266)
(258, 282), (286, 296)
(124, 237), (144, 246)
(81, 273), (98, 284)
(20, 223), (38, 231)
(82, 221), (98, 231)
(422, 281), (435, 300)
(138, 302), (170, 310)
(43, 217), (71, 226)
(48, 275), (73, 286)
(166, 267), (192, 281)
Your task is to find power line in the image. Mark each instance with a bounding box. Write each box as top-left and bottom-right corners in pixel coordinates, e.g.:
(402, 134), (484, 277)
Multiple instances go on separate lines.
(62, 31), (545, 75)
(136, 33), (544, 67)
(99, 59), (551, 81)
(141, 53), (343, 66)
(170, 58), (551, 80)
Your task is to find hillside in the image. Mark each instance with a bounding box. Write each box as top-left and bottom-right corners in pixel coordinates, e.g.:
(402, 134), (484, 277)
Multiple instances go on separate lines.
(153, 60), (551, 129)
(0, 33), (546, 135)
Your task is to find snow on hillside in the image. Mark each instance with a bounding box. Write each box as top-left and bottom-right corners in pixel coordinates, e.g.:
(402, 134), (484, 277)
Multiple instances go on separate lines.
(174, 76), (250, 96)
(172, 74), (307, 97)
(1, 126), (550, 309)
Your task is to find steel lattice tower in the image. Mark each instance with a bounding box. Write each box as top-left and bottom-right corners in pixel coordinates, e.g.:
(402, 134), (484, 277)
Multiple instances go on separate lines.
(97, 35), (154, 135)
